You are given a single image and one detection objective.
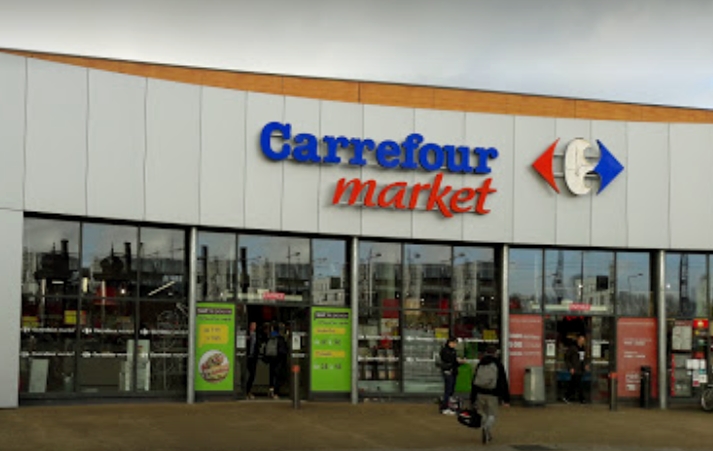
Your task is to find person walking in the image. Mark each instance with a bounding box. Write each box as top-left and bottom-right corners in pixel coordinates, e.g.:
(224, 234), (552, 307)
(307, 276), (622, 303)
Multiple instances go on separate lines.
(470, 346), (510, 445)
(245, 321), (260, 400)
(439, 336), (465, 415)
(563, 334), (589, 404)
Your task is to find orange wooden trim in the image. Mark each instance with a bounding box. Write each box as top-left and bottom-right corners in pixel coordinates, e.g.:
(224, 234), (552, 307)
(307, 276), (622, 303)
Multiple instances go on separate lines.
(3, 49), (712, 123)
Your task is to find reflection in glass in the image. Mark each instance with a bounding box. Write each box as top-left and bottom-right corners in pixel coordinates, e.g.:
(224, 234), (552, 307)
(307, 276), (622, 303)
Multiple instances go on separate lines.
(312, 239), (347, 306)
(238, 235), (310, 302)
(404, 244), (451, 310)
(403, 309), (448, 393)
(22, 218), (80, 298)
(357, 242), (402, 394)
(666, 253), (707, 318)
(453, 246), (496, 313)
(19, 298), (78, 394)
(139, 228), (186, 300)
(357, 309), (401, 393)
(544, 250), (583, 312)
(197, 232), (236, 302)
(617, 252), (652, 316)
(82, 224), (138, 299)
(582, 251), (614, 314)
(78, 299), (136, 393)
(508, 249), (543, 313)
(139, 301), (188, 392)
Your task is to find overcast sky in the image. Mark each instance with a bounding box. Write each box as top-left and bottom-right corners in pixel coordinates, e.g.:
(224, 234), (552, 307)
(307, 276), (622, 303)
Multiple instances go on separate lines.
(1, 1), (711, 108)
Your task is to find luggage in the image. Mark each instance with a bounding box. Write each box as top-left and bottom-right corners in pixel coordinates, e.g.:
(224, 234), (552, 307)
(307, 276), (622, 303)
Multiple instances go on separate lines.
(457, 408), (482, 428)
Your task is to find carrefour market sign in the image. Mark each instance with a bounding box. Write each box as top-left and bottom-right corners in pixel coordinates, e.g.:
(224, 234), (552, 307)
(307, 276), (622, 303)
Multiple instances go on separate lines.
(260, 122), (499, 218)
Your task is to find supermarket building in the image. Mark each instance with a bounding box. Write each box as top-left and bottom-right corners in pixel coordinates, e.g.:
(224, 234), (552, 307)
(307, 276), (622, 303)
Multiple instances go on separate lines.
(0, 50), (711, 409)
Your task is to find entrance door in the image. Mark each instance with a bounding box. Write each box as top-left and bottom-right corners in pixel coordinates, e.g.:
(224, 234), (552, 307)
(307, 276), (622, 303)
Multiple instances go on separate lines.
(543, 315), (614, 404)
(236, 305), (309, 400)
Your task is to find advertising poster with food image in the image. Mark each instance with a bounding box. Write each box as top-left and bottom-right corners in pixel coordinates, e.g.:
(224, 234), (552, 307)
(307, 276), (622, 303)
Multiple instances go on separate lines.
(311, 307), (352, 392)
(195, 304), (235, 392)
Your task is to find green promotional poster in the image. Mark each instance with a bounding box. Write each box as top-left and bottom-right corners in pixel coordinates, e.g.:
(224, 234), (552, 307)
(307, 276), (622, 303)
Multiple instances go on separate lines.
(311, 307), (351, 392)
(195, 303), (235, 392)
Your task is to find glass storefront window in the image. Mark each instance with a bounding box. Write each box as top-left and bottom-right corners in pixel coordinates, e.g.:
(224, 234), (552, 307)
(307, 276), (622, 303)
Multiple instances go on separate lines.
(358, 242), (402, 312)
(509, 249), (543, 314)
(22, 218), (80, 298)
(582, 251), (614, 314)
(312, 239), (347, 306)
(357, 309), (401, 393)
(81, 224), (138, 299)
(403, 309), (449, 393)
(617, 252), (653, 316)
(139, 228), (186, 300)
(544, 250), (583, 312)
(197, 232), (236, 302)
(453, 246), (496, 314)
(404, 244), (451, 310)
(238, 235), (310, 303)
(666, 253), (707, 319)
(78, 298), (136, 393)
(139, 301), (188, 392)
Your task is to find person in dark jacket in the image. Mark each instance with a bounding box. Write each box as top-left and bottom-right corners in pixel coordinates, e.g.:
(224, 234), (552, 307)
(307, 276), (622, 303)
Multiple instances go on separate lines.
(563, 334), (589, 404)
(245, 322), (261, 400)
(439, 336), (465, 414)
(470, 346), (510, 444)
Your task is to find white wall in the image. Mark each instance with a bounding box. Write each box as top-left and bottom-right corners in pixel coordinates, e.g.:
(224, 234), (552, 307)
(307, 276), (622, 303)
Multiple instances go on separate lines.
(8, 55), (713, 251)
(0, 209), (23, 408)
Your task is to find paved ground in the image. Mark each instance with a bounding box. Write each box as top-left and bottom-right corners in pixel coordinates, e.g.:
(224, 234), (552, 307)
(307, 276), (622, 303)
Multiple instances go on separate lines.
(0, 400), (710, 451)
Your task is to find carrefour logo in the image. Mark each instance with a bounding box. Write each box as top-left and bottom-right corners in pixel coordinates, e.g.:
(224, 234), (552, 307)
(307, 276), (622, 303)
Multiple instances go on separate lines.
(532, 138), (624, 195)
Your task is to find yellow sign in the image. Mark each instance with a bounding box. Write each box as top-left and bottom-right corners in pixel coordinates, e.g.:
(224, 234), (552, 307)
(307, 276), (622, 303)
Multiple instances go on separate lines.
(199, 324), (228, 347)
(314, 350), (346, 359)
(315, 327), (346, 335)
(64, 310), (86, 326)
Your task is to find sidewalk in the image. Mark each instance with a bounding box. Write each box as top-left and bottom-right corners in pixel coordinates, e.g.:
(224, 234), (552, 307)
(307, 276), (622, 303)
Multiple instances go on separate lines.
(0, 400), (710, 451)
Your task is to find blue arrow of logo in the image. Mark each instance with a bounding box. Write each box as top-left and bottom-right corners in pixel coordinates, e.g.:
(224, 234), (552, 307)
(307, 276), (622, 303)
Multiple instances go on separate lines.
(592, 140), (624, 194)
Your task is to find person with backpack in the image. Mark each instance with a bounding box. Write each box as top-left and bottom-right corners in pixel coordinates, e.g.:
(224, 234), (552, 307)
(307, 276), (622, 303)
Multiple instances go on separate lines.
(470, 345), (510, 445)
(439, 336), (465, 415)
(264, 323), (288, 399)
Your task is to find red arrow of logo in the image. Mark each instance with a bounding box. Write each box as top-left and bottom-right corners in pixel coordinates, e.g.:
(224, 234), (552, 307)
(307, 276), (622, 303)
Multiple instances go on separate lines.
(532, 139), (560, 193)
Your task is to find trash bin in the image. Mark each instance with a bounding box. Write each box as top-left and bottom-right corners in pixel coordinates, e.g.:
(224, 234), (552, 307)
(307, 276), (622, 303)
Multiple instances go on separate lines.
(640, 365), (652, 409)
(524, 366), (545, 406)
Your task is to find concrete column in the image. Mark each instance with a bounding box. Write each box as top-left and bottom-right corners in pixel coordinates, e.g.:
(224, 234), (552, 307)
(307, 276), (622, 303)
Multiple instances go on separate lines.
(656, 250), (667, 410)
(350, 237), (359, 404)
(0, 210), (21, 409)
(187, 227), (197, 404)
(500, 245), (510, 376)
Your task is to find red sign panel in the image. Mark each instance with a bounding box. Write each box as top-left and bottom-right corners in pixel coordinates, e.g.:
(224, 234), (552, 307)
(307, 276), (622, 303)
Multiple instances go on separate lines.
(616, 318), (658, 398)
(508, 315), (543, 396)
(262, 292), (285, 301)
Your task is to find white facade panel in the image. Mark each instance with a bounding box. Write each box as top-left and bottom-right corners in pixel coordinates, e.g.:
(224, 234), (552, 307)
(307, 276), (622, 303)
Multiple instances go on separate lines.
(0, 209), (22, 408)
(627, 123), (670, 249)
(361, 105), (414, 239)
(244, 93), (285, 230)
(554, 119), (592, 246)
(590, 121), (628, 248)
(282, 97), (320, 233)
(669, 124), (713, 250)
(145, 79), (201, 224)
(512, 116), (557, 245)
(412, 109), (465, 241)
(200, 87), (247, 228)
(87, 70), (146, 221)
(0, 54), (25, 211)
(463, 113), (515, 244)
(318, 101), (363, 236)
(25, 59), (87, 216)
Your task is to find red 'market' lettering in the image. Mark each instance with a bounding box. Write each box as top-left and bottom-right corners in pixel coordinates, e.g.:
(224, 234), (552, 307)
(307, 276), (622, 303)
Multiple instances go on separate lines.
(377, 182), (408, 209)
(425, 173), (453, 217)
(475, 178), (496, 214)
(332, 174), (496, 218)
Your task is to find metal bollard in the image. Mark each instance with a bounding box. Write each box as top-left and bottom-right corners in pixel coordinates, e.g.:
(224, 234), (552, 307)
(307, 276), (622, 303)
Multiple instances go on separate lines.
(609, 372), (618, 411)
(291, 364), (300, 409)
